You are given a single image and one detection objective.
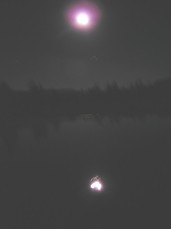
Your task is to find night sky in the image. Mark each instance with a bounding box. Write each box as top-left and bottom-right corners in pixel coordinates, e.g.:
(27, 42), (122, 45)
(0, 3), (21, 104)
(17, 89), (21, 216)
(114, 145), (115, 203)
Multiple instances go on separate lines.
(0, 0), (171, 89)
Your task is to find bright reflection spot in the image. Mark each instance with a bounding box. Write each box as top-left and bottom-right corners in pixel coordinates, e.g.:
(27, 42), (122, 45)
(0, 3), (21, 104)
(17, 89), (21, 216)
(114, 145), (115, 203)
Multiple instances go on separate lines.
(76, 12), (90, 25)
(90, 181), (102, 191)
(90, 176), (103, 192)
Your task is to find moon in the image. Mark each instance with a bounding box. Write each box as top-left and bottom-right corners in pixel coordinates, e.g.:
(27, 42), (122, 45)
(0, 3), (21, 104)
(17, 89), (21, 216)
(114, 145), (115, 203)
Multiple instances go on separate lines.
(65, 2), (101, 31)
(76, 12), (90, 26)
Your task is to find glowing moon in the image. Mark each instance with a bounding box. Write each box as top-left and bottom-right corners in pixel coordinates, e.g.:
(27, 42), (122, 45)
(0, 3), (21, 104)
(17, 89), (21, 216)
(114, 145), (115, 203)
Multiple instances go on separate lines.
(90, 176), (103, 192)
(65, 2), (101, 31)
(76, 12), (90, 26)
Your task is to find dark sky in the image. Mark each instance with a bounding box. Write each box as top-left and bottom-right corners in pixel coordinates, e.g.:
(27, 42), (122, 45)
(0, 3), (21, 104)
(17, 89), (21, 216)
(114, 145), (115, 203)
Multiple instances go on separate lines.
(0, 0), (171, 89)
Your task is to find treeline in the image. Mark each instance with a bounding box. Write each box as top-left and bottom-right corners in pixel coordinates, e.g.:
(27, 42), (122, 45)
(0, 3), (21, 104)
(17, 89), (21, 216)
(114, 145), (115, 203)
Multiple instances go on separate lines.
(0, 78), (171, 120)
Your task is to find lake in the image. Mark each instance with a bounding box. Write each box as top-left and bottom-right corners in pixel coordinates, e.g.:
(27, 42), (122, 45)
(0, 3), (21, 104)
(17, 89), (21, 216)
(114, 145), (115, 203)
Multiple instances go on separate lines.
(0, 115), (170, 228)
